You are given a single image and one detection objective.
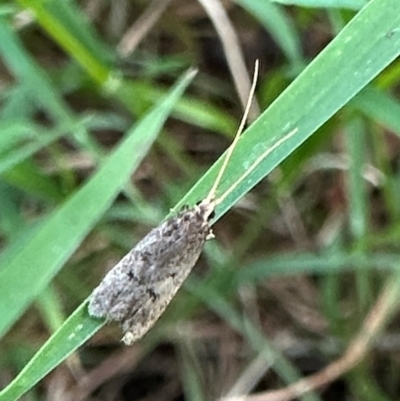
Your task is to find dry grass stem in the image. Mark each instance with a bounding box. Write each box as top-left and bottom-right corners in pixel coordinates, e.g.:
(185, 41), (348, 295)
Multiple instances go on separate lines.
(246, 273), (400, 401)
(197, 0), (260, 120)
(118, 0), (175, 56)
(65, 346), (143, 401)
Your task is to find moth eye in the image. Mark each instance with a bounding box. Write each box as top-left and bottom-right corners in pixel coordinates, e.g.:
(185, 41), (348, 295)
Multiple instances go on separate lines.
(208, 210), (216, 219)
(195, 200), (202, 206)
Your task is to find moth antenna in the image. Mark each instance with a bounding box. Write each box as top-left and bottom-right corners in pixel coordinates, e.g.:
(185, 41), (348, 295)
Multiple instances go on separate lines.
(205, 59), (260, 203)
(216, 126), (299, 206)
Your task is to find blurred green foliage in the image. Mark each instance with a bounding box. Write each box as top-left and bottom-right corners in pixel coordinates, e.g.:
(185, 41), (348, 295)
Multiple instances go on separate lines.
(1, 0), (400, 400)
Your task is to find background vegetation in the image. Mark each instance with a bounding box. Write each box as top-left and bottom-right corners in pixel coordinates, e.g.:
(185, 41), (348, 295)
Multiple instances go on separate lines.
(0, 0), (400, 400)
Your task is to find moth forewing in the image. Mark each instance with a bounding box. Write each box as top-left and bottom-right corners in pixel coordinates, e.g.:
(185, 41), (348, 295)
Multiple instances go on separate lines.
(88, 61), (259, 345)
(89, 201), (214, 344)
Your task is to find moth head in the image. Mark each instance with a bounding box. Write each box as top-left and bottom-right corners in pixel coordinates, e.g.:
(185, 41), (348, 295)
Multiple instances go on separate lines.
(195, 199), (216, 221)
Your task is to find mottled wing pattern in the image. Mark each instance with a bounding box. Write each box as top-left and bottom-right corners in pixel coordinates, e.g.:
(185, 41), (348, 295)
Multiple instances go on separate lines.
(88, 202), (213, 344)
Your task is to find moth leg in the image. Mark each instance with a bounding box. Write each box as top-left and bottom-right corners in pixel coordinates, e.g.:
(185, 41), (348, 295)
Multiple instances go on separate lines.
(122, 331), (136, 345)
(206, 229), (215, 240)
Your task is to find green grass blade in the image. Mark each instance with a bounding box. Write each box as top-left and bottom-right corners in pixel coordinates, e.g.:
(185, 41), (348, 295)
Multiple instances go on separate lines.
(0, 124), (80, 176)
(234, 0), (304, 68)
(2, 160), (61, 202)
(1, 1), (399, 399)
(0, 302), (99, 401)
(237, 252), (400, 284)
(0, 69), (195, 340)
(0, 20), (73, 125)
(16, 0), (237, 136)
(16, 0), (236, 137)
(17, 0), (110, 84)
(176, 0), (400, 219)
(272, 0), (368, 9)
(345, 117), (371, 312)
(0, 19), (102, 157)
(187, 279), (322, 401)
(0, 69), (195, 401)
(353, 87), (400, 136)
(346, 117), (368, 241)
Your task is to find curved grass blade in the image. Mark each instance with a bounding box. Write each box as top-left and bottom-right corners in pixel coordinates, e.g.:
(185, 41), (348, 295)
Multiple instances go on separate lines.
(236, 252), (400, 284)
(0, 68), (196, 340)
(177, 0), (400, 220)
(0, 302), (99, 401)
(0, 69), (196, 401)
(16, 0), (237, 136)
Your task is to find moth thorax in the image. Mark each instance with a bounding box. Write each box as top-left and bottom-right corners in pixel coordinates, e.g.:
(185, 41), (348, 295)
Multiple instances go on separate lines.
(195, 199), (216, 222)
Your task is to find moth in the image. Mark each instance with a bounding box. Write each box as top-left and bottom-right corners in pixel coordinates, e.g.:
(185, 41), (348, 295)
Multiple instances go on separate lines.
(88, 200), (217, 345)
(88, 62), (261, 345)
